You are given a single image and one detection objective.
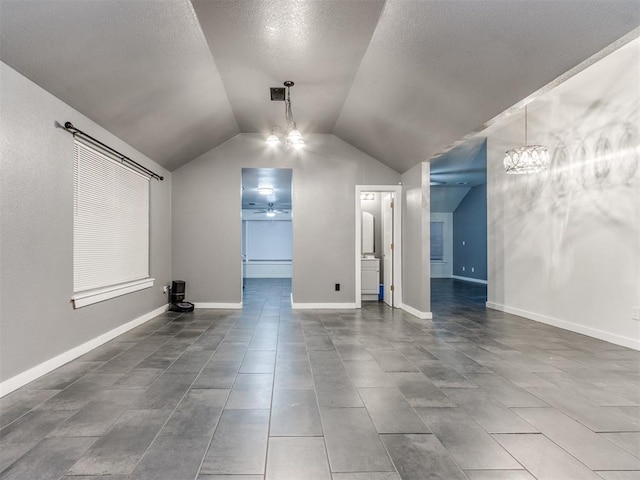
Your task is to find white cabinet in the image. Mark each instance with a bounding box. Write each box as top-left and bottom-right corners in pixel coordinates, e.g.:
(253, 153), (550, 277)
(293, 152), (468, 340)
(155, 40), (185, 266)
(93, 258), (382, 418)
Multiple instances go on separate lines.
(361, 258), (380, 301)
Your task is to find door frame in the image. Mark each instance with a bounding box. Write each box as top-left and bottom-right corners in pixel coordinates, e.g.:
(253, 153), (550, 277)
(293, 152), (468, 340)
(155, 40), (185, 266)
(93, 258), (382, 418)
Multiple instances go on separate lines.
(355, 185), (403, 309)
(240, 167), (294, 306)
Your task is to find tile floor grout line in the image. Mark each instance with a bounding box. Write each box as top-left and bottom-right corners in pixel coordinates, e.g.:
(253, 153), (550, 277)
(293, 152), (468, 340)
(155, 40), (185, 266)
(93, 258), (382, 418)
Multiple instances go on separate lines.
(121, 312), (230, 479)
(2, 278), (638, 479)
(262, 283), (284, 480)
(194, 311), (251, 479)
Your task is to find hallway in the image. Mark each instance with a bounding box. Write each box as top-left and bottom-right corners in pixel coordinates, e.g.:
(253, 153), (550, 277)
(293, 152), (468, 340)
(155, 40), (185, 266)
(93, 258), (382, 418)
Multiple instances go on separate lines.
(1, 278), (639, 479)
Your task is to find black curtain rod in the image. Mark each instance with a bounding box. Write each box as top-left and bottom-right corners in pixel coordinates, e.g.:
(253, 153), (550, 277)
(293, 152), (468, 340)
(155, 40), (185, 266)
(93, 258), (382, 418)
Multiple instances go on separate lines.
(62, 122), (164, 181)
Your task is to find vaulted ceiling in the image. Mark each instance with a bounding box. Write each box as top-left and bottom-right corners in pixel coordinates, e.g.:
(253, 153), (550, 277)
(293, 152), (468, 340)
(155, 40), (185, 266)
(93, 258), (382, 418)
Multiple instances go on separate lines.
(1, 1), (638, 173)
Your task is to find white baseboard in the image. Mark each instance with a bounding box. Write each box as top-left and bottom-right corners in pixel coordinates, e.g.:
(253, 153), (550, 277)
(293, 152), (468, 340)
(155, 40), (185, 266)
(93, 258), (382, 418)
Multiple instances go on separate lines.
(400, 303), (433, 320)
(452, 275), (488, 285)
(361, 294), (379, 302)
(0, 304), (169, 398)
(194, 303), (242, 309)
(486, 301), (640, 351)
(291, 301), (357, 310)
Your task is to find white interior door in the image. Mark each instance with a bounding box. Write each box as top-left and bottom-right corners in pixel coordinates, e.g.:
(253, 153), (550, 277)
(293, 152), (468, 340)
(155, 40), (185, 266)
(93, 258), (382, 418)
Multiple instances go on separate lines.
(382, 193), (394, 307)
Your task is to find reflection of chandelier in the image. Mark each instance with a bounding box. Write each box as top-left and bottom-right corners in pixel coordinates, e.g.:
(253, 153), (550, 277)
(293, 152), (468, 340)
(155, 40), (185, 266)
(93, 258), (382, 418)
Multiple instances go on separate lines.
(504, 105), (550, 174)
(266, 81), (305, 149)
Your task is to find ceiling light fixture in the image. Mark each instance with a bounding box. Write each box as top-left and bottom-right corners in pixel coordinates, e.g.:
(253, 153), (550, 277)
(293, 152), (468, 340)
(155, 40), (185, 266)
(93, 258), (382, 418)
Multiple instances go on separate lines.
(504, 105), (550, 174)
(257, 186), (274, 195)
(266, 128), (281, 147)
(266, 81), (304, 149)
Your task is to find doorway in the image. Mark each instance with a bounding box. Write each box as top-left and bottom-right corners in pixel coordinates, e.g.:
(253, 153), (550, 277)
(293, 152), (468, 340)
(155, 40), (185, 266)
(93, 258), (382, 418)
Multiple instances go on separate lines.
(429, 137), (488, 306)
(355, 185), (402, 309)
(241, 168), (293, 305)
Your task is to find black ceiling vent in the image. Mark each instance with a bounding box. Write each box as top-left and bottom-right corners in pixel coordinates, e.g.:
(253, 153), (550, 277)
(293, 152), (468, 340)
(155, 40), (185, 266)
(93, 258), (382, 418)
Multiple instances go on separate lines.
(270, 87), (285, 101)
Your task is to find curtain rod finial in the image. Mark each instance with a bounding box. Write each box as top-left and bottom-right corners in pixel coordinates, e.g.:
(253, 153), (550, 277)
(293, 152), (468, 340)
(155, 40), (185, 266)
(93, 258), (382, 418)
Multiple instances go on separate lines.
(64, 121), (74, 129)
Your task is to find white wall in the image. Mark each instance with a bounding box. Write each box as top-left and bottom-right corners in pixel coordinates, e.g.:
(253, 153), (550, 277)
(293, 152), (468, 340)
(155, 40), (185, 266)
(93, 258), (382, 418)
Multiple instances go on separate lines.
(172, 134), (400, 306)
(242, 219), (293, 278)
(244, 220), (292, 260)
(0, 62), (172, 386)
(486, 38), (640, 349)
(430, 212), (453, 278)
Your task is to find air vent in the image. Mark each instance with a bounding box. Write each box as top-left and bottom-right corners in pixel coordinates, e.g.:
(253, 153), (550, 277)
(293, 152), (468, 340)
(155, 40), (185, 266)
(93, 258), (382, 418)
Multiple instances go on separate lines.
(270, 87), (285, 101)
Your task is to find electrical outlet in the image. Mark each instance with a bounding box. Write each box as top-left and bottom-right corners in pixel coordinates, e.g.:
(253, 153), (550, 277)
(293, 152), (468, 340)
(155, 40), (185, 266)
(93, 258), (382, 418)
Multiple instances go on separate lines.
(462, 240), (465, 246)
(335, 283), (340, 292)
(462, 266), (465, 272)
(471, 267), (475, 273)
(632, 306), (640, 321)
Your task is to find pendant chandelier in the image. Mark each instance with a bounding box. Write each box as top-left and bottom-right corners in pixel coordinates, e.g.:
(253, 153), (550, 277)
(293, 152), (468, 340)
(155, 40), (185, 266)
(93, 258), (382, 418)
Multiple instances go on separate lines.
(266, 81), (305, 149)
(504, 105), (550, 174)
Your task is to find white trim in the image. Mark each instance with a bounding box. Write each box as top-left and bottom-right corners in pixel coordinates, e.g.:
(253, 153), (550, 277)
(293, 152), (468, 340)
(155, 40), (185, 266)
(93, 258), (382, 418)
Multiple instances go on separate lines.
(0, 304), (168, 397)
(243, 260), (292, 279)
(72, 278), (154, 308)
(400, 303), (433, 319)
(486, 302), (640, 351)
(452, 275), (488, 285)
(243, 273), (292, 279)
(193, 302), (242, 309)
(355, 185), (403, 309)
(291, 301), (357, 310)
(361, 294), (379, 302)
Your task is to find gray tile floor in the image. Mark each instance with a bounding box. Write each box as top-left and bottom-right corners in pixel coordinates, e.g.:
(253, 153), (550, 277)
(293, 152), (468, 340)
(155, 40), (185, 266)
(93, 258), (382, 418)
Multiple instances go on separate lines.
(1, 278), (639, 479)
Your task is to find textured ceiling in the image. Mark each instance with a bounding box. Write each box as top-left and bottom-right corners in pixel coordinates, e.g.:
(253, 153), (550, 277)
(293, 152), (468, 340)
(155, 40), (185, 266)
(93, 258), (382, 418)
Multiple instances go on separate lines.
(430, 137), (486, 213)
(0, 0), (239, 171)
(192, 0), (385, 135)
(1, 0), (638, 174)
(335, 0), (640, 173)
(430, 137), (487, 188)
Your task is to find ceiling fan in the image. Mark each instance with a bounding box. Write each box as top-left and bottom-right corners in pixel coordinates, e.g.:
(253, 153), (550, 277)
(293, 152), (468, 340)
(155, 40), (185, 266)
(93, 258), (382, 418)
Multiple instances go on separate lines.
(253, 202), (289, 217)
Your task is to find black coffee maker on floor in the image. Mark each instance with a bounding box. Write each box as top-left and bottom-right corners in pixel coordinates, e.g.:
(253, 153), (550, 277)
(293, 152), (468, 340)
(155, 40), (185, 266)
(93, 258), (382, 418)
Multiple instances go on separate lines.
(169, 280), (194, 312)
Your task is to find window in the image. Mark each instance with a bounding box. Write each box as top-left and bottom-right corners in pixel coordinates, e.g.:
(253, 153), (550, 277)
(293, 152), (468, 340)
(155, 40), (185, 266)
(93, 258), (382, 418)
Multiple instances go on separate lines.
(72, 140), (153, 308)
(430, 221), (444, 262)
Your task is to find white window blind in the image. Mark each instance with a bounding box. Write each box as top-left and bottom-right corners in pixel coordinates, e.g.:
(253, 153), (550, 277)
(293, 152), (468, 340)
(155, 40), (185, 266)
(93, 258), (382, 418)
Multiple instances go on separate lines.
(73, 141), (150, 293)
(430, 221), (444, 262)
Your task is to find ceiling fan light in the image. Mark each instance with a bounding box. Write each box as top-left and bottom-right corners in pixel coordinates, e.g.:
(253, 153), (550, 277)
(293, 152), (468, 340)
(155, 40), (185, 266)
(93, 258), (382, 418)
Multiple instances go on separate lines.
(266, 211), (276, 217)
(504, 145), (550, 174)
(258, 186), (274, 195)
(266, 134), (281, 146)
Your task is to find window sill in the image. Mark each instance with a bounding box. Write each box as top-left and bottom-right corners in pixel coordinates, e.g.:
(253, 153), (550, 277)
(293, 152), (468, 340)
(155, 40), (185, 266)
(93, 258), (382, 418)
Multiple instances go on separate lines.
(72, 278), (155, 308)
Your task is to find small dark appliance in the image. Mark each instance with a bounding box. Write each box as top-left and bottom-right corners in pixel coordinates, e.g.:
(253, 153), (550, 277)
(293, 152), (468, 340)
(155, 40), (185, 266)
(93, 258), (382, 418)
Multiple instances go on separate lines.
(169, 280), (194, 312)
